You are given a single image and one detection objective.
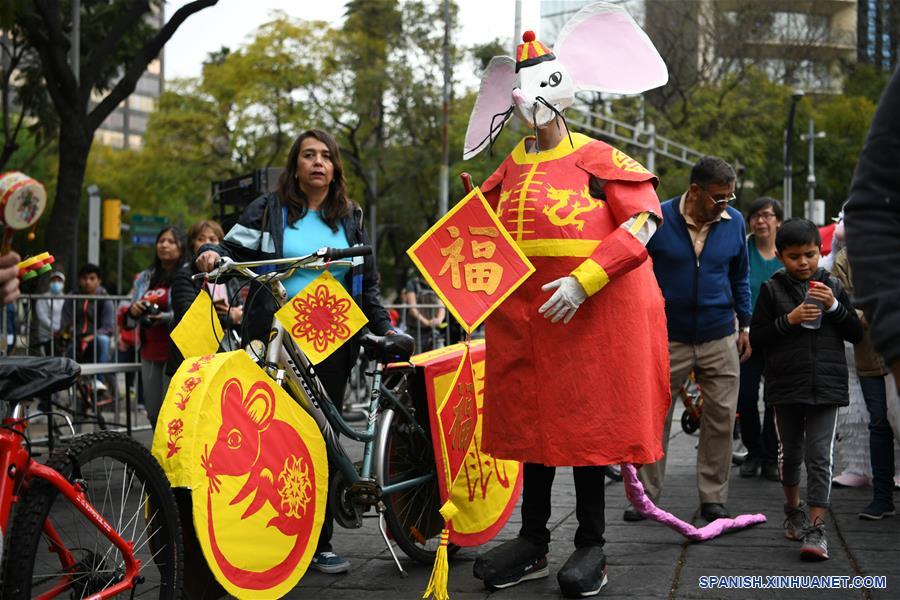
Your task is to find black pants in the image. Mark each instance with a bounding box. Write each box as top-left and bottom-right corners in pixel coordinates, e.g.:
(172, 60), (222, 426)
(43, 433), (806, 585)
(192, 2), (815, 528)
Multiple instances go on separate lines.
(859, 376), (896, 503)
(520, 463), (606, 548)
(312, 343), (353, 553)
(737, 351), (778, 463)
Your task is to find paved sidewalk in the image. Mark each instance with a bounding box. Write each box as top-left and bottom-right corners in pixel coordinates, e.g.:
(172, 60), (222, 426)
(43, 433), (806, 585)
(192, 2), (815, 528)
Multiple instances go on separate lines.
(288, 405), (899, 599)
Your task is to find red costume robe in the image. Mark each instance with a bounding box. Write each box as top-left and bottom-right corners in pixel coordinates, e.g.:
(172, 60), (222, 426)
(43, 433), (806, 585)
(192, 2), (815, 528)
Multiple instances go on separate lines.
(480, 132), (670, 466)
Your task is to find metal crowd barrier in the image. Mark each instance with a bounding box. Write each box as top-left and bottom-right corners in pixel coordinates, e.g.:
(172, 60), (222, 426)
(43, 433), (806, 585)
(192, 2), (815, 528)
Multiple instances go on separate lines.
(0, 295), (481, 445)
(1, 293), (150, 448)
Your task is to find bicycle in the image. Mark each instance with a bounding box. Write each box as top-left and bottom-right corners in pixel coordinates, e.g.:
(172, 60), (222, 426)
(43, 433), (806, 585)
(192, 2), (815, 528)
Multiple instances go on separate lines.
(0, 355), (184, 598)
(197, 246), (449, 572)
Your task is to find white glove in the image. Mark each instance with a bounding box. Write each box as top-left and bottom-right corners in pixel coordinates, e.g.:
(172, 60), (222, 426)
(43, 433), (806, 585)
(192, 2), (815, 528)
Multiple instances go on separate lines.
(538, 276), (588, 324)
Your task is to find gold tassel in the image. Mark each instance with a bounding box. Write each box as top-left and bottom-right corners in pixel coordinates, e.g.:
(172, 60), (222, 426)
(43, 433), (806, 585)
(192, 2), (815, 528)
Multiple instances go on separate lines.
(423, 528), (451, 600)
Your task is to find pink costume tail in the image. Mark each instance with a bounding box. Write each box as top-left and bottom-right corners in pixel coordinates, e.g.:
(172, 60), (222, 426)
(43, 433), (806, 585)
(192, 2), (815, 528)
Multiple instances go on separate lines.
(621, 463), (766, 541)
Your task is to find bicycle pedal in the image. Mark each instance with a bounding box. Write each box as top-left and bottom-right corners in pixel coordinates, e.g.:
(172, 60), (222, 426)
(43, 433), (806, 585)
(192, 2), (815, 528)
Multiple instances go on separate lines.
(349, 479), (381, 505)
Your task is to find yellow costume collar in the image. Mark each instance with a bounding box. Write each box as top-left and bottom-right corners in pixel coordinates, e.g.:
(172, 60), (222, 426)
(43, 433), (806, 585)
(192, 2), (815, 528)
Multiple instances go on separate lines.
(510, 132), (593, 165)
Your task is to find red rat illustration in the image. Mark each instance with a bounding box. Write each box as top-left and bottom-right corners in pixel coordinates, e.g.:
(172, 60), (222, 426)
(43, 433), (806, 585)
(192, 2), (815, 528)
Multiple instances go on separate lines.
(201, 378), (318, 588)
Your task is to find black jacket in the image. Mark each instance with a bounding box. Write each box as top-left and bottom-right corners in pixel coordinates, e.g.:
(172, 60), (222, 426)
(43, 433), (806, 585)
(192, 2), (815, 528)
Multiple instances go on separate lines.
(199, 192), (393, 354)
(750, 268), (863, 407)
(845, 68), (900, 366)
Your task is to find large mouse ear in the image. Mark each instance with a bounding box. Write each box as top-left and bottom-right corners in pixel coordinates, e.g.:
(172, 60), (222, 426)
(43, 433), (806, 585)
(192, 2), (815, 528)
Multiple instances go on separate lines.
(554, 2), (668, 95)
(464, 55), (516, 160)
(244, 381), (276, 430)
(221, 378), (243, 411)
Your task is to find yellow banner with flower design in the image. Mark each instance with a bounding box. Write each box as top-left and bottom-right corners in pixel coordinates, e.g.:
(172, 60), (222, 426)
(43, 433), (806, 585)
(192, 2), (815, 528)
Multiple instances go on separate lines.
(274, 270), (368, 364)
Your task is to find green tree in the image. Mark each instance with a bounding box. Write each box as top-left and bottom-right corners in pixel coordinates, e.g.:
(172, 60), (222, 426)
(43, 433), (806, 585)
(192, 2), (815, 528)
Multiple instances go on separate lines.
(15, 0), (218, 277)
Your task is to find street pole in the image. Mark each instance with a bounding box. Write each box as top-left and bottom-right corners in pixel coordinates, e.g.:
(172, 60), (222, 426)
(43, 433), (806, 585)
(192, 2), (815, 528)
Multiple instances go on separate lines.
(438, 0), (450, 216)
(783, 90), (804, 220)
(87, 185), (101, 266)
(801, 118), (826, 223)
(513, 0), (522, 55)
(645, 123), (656, 174)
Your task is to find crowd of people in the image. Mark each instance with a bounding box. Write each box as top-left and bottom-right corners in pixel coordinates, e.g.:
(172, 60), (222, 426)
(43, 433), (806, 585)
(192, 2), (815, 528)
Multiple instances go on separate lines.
(1, 110), (898, 596)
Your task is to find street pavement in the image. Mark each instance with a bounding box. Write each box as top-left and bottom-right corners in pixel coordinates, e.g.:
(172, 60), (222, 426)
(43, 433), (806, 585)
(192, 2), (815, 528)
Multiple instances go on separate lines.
(287, 404), (899, 599)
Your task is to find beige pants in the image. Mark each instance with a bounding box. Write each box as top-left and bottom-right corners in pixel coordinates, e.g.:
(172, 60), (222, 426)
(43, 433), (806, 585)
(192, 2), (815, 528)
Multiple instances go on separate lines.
(639, 333), (740, 504)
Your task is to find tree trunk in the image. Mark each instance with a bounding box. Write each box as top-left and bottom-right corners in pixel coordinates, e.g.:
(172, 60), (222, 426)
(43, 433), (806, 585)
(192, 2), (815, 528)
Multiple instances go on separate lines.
(45, 119), (92, 281)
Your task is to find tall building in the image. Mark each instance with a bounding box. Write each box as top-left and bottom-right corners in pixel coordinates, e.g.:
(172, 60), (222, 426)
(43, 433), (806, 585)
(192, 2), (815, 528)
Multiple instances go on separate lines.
(540, 0), (644, 46)
(93, 8), (165, 149)
(644, 0), (857, 94)
(541, 0), (858, 94)
(857, 0), (900, 69)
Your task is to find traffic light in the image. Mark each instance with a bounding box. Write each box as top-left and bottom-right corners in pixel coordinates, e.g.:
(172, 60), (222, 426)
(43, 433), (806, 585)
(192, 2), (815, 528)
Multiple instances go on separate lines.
(102, 199), (121, 240)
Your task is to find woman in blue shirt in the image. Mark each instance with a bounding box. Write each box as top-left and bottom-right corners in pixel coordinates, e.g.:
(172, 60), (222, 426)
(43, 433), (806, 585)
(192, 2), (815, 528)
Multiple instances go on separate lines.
(197, 129), (400, 574)
(739, 197), (784, 480)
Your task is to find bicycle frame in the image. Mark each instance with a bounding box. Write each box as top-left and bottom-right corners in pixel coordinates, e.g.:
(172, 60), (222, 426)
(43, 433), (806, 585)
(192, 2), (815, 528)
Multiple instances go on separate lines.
(0, 404), (141, 599)
(261, 279), (433, 499)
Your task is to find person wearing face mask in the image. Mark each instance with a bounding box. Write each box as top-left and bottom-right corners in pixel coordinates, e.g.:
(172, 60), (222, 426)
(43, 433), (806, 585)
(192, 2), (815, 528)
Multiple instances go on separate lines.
(32, 271), (66, 356)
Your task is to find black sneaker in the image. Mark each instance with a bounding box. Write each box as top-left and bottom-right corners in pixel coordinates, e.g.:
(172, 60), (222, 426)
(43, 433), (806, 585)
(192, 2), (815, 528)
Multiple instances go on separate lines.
(858, 499), (896, 520)
(557, 546), (608, 598)
(740, 456), (760, 478)
(761, 462), (780, 482)
(623, 507), (646, 522)
(783, 502), (808, 541)
(474, 537), (549, 590)
(800, 518), (829, 561)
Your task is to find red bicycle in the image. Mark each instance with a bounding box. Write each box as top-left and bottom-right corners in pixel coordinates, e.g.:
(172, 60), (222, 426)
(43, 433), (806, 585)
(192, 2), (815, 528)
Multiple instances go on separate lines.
(0, 356), (183, 598)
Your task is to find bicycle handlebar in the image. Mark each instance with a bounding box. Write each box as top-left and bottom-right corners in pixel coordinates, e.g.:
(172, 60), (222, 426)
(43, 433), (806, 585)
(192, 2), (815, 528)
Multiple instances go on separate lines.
(322, 246), (372, 260)
(192, 246), (371, 284)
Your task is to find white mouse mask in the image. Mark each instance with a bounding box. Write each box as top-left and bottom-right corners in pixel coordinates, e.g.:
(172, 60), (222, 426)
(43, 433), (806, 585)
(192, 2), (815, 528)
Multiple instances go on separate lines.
(463, 1), (669, 160)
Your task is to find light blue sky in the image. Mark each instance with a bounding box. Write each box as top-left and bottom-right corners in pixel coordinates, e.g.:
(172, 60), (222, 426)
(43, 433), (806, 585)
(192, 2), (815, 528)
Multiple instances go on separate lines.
(164, 0), (544, 85)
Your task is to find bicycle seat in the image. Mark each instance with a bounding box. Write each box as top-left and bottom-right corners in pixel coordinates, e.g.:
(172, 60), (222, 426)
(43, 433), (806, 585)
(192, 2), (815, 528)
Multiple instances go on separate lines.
(360, 332), (415, 363)
(0, 356), (81, 403)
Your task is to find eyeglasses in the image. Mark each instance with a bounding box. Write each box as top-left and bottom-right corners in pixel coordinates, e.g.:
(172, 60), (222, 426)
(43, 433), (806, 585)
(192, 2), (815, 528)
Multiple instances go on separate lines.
(750, 212), (777, 222)
(701, 187), (736, 205)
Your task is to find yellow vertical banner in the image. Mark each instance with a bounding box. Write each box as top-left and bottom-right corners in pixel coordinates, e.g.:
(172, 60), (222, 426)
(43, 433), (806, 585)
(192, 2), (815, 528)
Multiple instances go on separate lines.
(170, 290), (224, 359)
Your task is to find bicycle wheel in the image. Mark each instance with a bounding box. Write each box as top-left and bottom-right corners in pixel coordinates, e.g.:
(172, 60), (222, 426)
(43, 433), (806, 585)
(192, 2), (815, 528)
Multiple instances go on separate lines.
(379, 374), (445, 564)
(2, 431), (183, 599)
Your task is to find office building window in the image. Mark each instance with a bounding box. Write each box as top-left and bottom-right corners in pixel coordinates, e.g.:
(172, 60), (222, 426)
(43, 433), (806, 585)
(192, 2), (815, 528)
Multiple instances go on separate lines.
(95, 129), (124, 148)
(128, 94), (156, 112)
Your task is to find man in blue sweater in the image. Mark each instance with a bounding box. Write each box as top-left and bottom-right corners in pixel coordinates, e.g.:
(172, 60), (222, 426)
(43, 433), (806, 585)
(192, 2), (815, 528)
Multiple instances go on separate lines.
(632, 156), (752, 523)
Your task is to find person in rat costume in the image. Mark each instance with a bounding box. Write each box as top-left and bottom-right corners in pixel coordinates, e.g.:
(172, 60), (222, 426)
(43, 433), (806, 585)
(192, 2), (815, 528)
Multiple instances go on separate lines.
(464, 3), (671, 596)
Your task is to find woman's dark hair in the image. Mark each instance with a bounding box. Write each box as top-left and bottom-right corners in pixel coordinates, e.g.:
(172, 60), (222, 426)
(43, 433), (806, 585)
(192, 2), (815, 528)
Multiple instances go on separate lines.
(150, 226), (186, 287)
(775, 218), (821, 253)
(746, 196), (784, 222)
(690, 156), (736, 188)
(276, 129), (352, 232)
